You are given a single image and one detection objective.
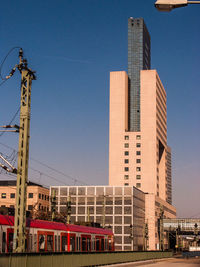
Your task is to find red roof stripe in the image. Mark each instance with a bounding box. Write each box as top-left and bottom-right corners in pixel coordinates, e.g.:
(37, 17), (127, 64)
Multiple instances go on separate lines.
(0, 215), (113, 235)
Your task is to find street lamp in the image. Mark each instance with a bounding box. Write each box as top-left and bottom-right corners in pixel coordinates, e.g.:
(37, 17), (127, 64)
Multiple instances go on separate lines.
(155, 0), (200, 11)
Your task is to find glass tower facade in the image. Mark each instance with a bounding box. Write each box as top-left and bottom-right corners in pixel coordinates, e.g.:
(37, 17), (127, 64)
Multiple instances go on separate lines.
(128, 18), (151, 131)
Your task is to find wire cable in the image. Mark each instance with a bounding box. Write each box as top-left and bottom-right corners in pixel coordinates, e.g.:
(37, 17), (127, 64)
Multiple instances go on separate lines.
(0, 106), (20, 137)
(0, 46), (21, 81)
(0, 142), (88, 185)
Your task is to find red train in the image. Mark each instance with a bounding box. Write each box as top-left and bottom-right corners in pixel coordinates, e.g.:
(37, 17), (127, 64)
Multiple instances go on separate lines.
(0, 215), (114, 253)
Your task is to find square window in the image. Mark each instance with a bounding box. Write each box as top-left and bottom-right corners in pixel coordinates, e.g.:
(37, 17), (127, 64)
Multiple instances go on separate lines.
(136, 175), (141, 180)
(136, 167), (141, 171)
(28, 193), (33, 198)
(124, 143), (129, 148)
(136, 143), (141, 147)
(124, 159), (129, 164)
(136, 159), (141, 163)
(136, 183), (141, 188)
(1, 193), (6, 199)
(28, 205), (33, 211)
(124, 167), (129, 172)
(124, 151), (129, 156)
(10, 193), (15, 199)
(124, 136), (129, 140)
(136, 135), (141, 140)
(136, 151), (141, 155)
(124, 175), (129, 180)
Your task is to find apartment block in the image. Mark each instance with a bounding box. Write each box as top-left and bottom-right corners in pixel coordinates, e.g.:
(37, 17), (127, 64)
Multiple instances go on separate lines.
(0, 180), (49, 212)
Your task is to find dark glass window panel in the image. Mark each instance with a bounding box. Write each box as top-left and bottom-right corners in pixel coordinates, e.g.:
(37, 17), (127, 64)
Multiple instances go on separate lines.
(124, 207), (132, 214)
(115, 188), (122, 195)
(115, 207), (122, 214)
(124, 236), (132, 244)
(60, 187), (68, 196)
(105, 206), (113, 215)
(78, 207), (85, 214)
(96, 196), (104, 205)
(78, 216), (85, 222)
(105, 216), (113, 224)
(96, 206), (103, 214)
(115, 197), (122, 205)
(96, 187), (104, 196)
(124, 197), (132, 205)
(87, 197), (94, 205)
(105, 187), (113, 195)
(114, 216), (122, 224)
(69, 187), (77, 195)
(78, 187), (85, 195)
(115, 236), (122, 244)
(60, 197), (67, 205)
(87, 187), (95, 195)
(124, 187), (132, 195)
(115, 226), (122, 234)
(106, 197), (113, 205)
(78, 197), (85, 205)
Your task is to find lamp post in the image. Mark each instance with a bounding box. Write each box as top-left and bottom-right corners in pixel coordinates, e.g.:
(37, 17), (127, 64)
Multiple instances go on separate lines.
(155, 0), (200, 11)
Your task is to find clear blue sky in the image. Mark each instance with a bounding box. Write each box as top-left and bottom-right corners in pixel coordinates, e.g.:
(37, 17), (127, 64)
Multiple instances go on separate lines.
(0, 0), (199, 217)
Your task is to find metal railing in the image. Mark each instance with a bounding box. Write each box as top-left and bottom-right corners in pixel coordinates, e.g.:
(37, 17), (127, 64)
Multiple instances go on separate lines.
(0, 251), (173, 267)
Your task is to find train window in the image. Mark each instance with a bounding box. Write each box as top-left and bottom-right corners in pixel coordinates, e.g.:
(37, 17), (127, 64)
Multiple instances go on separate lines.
(47, 235), (53, 252)
(105, 238), (108, 250)
(101, 238), (104, 251)
(79, 237), (81, 251)
(108, 238), (112, 251)
(76, 237), (79, 251)
(87, 237), (91, 251)
(82, 237), (87, 251)
(96, 238), (100, 251)
(39, 235), (45, 251)
(55, 235), (57, 252)
(2, 232), (6, 253)
(58, 236), (60, 251)
(61, 235), (68, 252)
(70, 235), (75, 251)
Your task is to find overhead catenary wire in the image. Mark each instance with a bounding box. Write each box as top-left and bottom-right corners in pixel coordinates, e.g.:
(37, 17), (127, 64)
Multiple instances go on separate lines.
(0, 142), (88, 186)
(0, 106), (20, 137)
(0, 46), (21, 81)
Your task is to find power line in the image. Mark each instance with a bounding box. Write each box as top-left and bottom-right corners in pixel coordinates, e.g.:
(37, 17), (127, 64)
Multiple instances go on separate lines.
(0, 106), (20, 137)
(0, 145), (87, 186)
(0, 46), (21, 81)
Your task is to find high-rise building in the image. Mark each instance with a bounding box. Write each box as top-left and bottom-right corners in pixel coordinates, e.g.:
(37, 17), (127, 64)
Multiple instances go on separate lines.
(108, 17), (176, 250)
(128, 17), (151, 132)
(109, 18), (172, 205)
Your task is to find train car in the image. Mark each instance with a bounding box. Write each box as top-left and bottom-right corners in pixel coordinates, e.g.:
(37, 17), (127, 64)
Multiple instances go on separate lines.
(0, 215), (114, 253)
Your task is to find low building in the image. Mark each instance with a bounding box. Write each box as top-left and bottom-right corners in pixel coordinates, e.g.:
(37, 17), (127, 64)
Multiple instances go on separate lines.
(0, 180), (49, 212)
(50, 185), (176, 251)
(50, 185), (145, 251)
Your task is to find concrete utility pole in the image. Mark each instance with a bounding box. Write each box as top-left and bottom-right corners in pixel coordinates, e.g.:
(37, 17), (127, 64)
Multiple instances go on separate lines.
(51, 190), (56, 221)
(13, 49), (36, 252)
(159, 206), (164, 251)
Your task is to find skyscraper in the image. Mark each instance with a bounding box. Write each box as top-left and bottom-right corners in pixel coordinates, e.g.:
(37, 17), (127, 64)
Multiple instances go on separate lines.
(109, 18), (172, 205)
(128, 18), (151, 132)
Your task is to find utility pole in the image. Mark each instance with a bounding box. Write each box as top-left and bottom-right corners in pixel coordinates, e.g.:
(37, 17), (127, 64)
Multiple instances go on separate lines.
(66, 195), (71, 224)
(102, 195), (107, 228)
(51, 189), (56, 221)
(13, 49), (36, 252)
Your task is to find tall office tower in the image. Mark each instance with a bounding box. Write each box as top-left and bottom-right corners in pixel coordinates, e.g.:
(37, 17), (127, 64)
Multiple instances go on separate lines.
(128, 18), (151, 132)
(109, 18), (172, 204)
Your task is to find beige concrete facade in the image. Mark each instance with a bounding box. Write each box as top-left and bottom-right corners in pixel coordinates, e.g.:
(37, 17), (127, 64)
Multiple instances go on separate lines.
(145, 194), (176, 250)
(109, 70), (172, 204)
(109, 70), (176, 250)
(0, 181), (49, 212)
